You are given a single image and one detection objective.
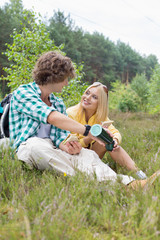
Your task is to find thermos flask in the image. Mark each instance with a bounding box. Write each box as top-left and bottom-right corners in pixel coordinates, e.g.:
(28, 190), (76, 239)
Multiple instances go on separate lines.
(90, 124), (115, 151)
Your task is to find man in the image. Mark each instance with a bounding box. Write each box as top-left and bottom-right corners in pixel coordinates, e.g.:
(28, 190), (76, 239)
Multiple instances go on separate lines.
(9, 51), (160, 188)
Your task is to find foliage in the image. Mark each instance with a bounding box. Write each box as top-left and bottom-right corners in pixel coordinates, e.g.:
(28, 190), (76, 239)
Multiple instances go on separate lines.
(0, 112), (160, 239)
(83, 32), (118, 86)
(0, 4), (159, 112)
(147, 65), (160, 113)
(144, 54), (159, 80)
(0, 0), (25, 65)
(0, 11), (61, 91)
(47, 11), (159, 87)
(0, 9), (85, 107)
(118, 86), (141, 112)
(116, 41), (146, 84)
(0, 5), (159, 97)
(131, 73), (149, 111)
(109, 80), (126, 110)
(0, 0), (35, 96)
(109, 81), (141, 113)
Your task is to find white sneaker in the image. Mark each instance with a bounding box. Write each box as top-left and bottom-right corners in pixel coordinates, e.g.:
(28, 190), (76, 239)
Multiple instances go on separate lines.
(136, 170), (147, 179)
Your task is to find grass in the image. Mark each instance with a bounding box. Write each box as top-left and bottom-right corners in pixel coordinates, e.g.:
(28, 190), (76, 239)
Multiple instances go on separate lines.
(0, 112), (160, 240)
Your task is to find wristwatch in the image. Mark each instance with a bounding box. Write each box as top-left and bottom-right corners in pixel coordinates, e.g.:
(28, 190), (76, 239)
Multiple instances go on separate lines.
(83, 124), (91, 136)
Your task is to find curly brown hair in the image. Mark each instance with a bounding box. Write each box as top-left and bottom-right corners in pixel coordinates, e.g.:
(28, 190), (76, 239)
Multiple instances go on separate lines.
(32, 51), (76, 85)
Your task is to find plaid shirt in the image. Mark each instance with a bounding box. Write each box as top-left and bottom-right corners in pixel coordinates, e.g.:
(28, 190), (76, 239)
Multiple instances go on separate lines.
(9, 82), (70, 150)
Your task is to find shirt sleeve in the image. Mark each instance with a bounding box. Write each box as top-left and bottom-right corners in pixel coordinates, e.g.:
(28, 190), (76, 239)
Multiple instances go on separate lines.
(108, 123), (122, 144)
(53, 99), (70, 147)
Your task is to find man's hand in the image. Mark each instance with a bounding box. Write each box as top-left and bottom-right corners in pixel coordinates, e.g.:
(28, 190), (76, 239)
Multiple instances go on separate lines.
(59, 141), (82, 155)
(87, 131), (105, 147)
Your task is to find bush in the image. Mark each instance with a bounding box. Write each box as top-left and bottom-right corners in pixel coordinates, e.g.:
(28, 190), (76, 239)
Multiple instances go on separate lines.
(118, 87), (141, 112)
(131, 73), (149, 111)
(109, 80), (126, 110)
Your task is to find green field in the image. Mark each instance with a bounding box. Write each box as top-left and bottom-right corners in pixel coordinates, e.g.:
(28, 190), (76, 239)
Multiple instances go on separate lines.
(0, 112), (160, 240)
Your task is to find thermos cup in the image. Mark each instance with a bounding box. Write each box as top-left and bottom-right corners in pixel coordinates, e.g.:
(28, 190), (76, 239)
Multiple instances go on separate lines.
(90, 124), (115, 151)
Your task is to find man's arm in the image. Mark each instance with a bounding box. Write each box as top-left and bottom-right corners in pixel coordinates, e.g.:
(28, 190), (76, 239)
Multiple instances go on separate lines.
(47, 111), (86, 135)
(47, 111), (106, 146)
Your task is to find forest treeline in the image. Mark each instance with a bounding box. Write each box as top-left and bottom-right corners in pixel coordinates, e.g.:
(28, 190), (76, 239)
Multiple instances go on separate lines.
(0, 0), (160, 113)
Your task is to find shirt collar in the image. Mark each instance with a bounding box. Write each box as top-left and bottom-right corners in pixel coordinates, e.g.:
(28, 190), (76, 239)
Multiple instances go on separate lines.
(30, 82), (41, 96)
(30, 82), (59, 103)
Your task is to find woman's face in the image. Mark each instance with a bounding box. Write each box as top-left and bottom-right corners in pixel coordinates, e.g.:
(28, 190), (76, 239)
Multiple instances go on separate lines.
(81, 87), (99, 113)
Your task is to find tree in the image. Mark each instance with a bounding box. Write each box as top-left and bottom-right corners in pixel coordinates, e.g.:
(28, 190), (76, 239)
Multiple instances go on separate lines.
(144, 54), (159, 80)
(82, 32), (117, 86)
(1, 11), (60, 91)
(131, 74), (149, 111)
(147, 65), (160, 113)
(48, 11), (80, 60)
(0, 0), (35, 96)
(0, 10), (85, 107)
(116, 41), (145, 84)
(47, 10), (158, 89)
(0, 7), (13, 97)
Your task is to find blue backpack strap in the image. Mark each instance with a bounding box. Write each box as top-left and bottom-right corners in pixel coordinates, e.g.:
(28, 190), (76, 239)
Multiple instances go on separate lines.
(0, 104), (3, 118)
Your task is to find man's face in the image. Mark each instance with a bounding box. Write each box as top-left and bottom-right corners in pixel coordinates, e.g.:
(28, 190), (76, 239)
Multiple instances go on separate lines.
(53, 78), (68, 93)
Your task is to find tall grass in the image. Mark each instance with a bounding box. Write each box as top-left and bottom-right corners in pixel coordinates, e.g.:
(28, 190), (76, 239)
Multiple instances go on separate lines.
(0, 112), (160, 240)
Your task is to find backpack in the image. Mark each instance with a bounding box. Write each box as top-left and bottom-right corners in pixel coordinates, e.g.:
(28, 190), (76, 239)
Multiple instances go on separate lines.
(0, 93), (12, 139)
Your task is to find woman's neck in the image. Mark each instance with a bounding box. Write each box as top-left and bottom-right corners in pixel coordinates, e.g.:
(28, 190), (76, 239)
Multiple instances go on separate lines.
(84, 110), (95, 123)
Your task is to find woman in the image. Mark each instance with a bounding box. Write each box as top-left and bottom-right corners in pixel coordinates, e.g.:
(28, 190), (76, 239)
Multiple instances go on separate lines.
(10, 53), (159, 189)
(9, 51), (135, 186)
(67, 82), (147, 179)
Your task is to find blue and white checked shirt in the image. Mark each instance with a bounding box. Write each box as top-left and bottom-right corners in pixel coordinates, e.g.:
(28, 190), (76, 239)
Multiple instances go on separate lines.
(9, 82), (70, 149)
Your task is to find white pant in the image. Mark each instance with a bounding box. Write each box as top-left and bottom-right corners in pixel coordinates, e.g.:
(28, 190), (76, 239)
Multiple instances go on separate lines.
(17, 137), (134, 185)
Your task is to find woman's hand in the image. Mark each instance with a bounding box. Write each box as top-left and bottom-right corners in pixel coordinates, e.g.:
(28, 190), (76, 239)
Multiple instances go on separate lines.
(103, 126), (120, 151)
(102, 126), (114, 138)
(112, 139), (120, 151)
(59, 141), (82, 155)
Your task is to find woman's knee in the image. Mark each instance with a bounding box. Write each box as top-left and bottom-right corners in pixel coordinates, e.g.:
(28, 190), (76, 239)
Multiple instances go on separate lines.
(91, 142), (107, 159)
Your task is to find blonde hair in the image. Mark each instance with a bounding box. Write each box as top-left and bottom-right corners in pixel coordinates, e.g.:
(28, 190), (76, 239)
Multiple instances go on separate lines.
(77, 82), (109, 123)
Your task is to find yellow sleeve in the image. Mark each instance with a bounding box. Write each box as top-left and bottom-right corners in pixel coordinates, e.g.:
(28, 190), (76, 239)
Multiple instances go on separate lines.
(79, 138), (89, 148)
(108, 123), (122, 144)
(66, 107), (75, 120)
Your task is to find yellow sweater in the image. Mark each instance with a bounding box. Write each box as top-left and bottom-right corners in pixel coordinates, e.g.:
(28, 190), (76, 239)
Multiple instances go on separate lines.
(67, 105), (122, 148)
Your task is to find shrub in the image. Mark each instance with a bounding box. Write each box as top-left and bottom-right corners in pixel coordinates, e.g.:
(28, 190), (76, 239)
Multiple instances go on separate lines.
(131, 73), (149, 111)
(118, 87), (141, 112)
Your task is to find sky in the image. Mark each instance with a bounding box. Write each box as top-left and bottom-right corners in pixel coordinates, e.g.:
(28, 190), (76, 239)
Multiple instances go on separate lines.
(1, 0), (160, 63)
